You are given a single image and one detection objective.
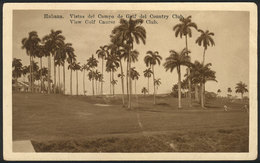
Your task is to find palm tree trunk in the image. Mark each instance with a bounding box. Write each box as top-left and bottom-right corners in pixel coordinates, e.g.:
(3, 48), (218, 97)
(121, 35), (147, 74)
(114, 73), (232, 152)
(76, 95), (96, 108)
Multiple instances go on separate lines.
(83, 69), (85, 95)
(40, 57), (43, 93)
(101, 58), (103, 95)
(48, 55), (51, 94)
(201, 82), (205, 108)
(54, 57), (56, 94)
(203, 48), (206, 65)
(112, 71), (115, 96)
(31, 57), (34, 93)
(185, 35), (192, 108)
(177, 67), (182, 109)
(58, 65), (60, 94)
(126, 61), (129, 96)
(110, 71), (112, 95)
(128, 56), (132, 109)
(119, 60), (125, 106)
(76, 70), (78, 96)
(95, 79), (97, 95)
(29, 55), (32, 92)
(147, 77), (149, 95)
(195, 84), (199, 102)
(152, 65), (156, 105)
(70, 69), (72, 95)
(63, 63), (65, 94)
(241, 93), (243, 99)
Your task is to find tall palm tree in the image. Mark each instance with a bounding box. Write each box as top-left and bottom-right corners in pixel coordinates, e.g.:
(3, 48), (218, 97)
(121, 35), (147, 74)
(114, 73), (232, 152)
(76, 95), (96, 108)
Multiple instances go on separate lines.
(87, 54), (98, 96)
(143, 68), (153, 94)
(173, 15), (197, 107)
(42, 30), (65, 94)
(154, 78), (161, 94)
(189, 61), (217, 108)
(96, 45), (109, 95)
(109, 38), (128, 106)
(112, 17), (146, 109)
(144, 51), (162, 104)
(74, 62), (81, 96)
(81, 64), (89, 95)
(196, 29), (215, 64)
(235, 81), (248, 99)
(141, 87), (148, 95)
(21, 31), (41, 92)
(163, 48), (191, 109)
(111, 79), (118, 95)
(94, 70), (101, 95)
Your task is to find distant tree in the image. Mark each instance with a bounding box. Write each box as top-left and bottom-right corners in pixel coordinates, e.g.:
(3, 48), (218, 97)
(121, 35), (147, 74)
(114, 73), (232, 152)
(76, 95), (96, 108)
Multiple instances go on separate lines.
(227, 87), (232, 97)
(96, 45), (109, 94)
(12, 58), (23, 80)
(235, 81), (248, 99)
(217, 89), (221, 96)
(130, 67), (140, 95)
(87, 54), (98, 96)
(143, 68), (153, 94)
(154, 78), (161, 94)
(144, 51), (162, 104)
(141, 87), (148, 95)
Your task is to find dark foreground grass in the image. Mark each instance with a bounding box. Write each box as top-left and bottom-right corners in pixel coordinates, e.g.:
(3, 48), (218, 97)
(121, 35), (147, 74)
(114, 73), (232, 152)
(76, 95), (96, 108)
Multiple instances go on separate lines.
(32, 127), (248, 152)
(13, 92), (249, 152)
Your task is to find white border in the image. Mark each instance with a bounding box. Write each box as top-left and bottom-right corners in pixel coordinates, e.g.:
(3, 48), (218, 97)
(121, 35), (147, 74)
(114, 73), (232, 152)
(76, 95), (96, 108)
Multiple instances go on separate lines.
(3, 3), (258, 161)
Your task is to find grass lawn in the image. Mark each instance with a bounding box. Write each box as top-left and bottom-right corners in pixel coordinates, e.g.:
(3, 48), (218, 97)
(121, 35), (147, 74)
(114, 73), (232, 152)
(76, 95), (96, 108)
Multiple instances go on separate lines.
(13, 92), (249, 152)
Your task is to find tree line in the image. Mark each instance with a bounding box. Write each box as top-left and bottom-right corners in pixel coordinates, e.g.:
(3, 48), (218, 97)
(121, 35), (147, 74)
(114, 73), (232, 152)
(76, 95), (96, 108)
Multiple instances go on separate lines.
(13, 15), (248, 109)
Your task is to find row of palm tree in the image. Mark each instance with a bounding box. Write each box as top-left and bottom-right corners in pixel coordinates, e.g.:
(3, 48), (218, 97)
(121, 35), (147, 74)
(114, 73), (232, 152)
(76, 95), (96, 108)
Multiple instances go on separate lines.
(217, 82), (248, 99)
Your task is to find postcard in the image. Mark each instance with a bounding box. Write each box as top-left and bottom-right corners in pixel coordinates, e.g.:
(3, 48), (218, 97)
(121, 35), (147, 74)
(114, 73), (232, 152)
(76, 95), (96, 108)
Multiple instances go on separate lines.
(3, 2), (258, 160)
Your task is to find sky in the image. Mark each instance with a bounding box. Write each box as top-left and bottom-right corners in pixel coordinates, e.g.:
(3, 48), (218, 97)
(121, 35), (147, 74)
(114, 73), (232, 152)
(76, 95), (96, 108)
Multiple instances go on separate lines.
(13, 10), (249, 97)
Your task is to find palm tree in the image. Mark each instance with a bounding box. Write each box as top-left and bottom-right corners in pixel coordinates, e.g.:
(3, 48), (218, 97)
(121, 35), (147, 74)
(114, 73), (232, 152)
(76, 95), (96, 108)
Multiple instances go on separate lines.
(163, 48), (191, 109)
(94, 70), (101, 95)
(227, 87), (232, 97)
(12, 58), (23, 90)
(81, 64), (89, 95)
(111, 79), (118, 95)
(74, 62), (81, 96)
(21, 66), (29, 82)
(39, 67), (48, 92)
(144, 51), (162, 104)
(189, 61), (217, 108)
(143, 68), (153, 94)
(196, 29), (215, 64)
(42, 30), (65, 94)
(106, 53), (119, 96)
(112, 17), (146, 109)
(130, 67), (140, 95)
(61, 43), (75, 94)
(235, 81), (248, 99)
(173, 15), (197, 107)
(27, 61), (39, 91)
(141, 87), (148, 95)
(217, 89), (221, 96)
(96, 45), (109, 95)
(154, 78), (161, 94)
(87, 54), (98, 96)
(124, 49), (139, 96)
(21, 31), (41, 92)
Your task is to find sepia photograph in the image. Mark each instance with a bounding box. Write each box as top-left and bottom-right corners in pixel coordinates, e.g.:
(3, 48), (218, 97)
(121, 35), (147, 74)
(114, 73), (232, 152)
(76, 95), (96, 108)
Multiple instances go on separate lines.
(3, 3), (257, 161)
